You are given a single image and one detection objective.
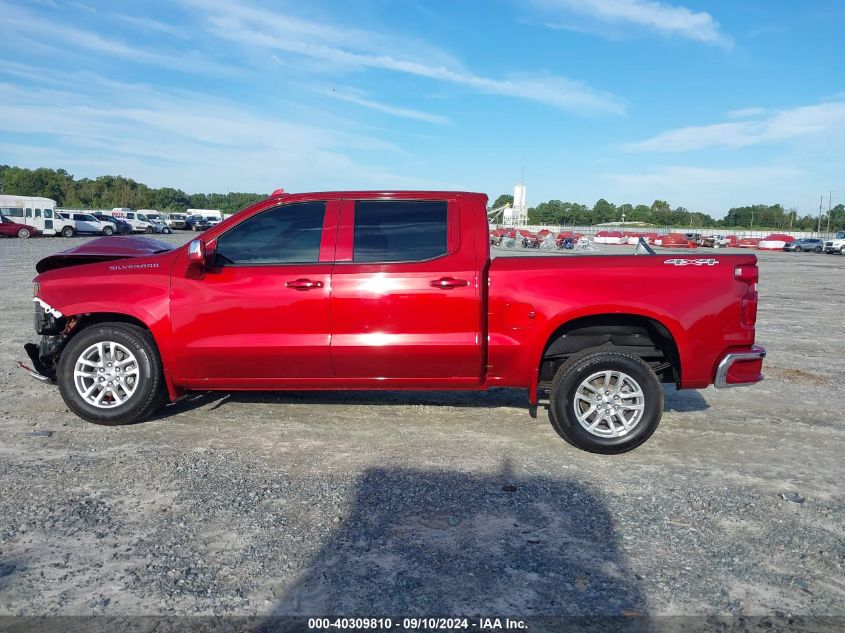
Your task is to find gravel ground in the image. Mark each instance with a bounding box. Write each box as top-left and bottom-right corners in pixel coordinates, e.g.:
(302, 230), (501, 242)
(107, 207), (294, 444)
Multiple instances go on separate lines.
(0, 233), (843, 620)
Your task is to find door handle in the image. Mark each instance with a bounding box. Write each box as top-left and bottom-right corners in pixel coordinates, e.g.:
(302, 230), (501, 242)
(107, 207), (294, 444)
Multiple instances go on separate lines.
(285, 278), (324, 290)
(430, 277), (469, 289)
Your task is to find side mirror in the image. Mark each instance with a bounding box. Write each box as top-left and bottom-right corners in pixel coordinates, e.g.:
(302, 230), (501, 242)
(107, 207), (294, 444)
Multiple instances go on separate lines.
(187, 239), (206, 269)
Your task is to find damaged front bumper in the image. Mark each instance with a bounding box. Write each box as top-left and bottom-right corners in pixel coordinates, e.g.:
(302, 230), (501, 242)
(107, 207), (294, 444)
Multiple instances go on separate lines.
(21, 298), (77, 383)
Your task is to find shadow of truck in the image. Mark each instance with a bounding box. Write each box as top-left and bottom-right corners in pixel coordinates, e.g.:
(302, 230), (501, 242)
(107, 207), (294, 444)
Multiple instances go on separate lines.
(271, 465), (647, 618)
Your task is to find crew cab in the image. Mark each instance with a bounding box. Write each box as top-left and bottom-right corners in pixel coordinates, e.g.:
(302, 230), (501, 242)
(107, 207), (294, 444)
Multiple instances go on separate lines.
(23, 191), (765, 453)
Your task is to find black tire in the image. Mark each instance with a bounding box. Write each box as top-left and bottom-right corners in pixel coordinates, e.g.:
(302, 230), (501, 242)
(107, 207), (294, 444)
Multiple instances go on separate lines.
(840, 246), (845, 256)
(548, 349), (663, 454)
(144, 226), (154, 234)
(814, 246), (821, 253)
(61, 226), (75, 237)
(102, 226), (114, 236)
(17, 228), (31, 239)
(57, 323), (165, 425)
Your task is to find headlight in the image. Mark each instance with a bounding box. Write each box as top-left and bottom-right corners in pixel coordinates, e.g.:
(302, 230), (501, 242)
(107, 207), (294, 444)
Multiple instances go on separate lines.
(33, 282), (40, 297)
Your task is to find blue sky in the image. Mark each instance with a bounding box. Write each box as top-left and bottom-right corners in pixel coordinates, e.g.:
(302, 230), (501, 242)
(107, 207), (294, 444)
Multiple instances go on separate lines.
(1, 0), (843, 217)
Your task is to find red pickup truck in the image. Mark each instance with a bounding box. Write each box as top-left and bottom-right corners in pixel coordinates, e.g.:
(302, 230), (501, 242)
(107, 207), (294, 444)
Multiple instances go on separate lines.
(24, 191), (765, 453)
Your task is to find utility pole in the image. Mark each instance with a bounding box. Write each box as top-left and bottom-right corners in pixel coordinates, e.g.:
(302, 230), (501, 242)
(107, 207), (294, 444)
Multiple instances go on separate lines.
(750, 210), (754, 228)
(827, 190), (832, 234)
(817, 195), (823, 234)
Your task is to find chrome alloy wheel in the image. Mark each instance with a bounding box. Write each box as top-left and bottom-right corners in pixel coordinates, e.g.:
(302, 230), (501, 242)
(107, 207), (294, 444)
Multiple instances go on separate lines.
(573, 370), (645, 438)
(73, 341), (140, 408)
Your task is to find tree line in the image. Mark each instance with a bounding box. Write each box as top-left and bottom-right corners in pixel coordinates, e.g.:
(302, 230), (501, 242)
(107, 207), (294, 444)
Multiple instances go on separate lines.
(1, 166), (842, 230)
(0, 165), (265, 215)
(490, 193), (845, 231)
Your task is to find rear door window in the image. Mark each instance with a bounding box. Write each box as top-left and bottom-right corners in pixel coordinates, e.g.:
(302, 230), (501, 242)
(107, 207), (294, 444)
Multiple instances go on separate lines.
(352, 200), (447, 263)
(215, 201), (327, 265)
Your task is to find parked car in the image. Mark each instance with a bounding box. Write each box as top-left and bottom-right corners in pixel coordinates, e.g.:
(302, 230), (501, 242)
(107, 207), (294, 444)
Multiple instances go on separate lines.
(185, 216), (211, 232)
(684, 233), (704, 246)
(59, 212), (117, 236)
(149, 218), (173, 234)
(0, 215), (40, 238)
(702, 235), (730, 248)
(92, 213), (132, 235)
(823, 231), (845, 255)
(105, 209), (155, 234)
(784, 238), (824, 253)
(167, 214), (188, 230)
(23, 190), (765, 454)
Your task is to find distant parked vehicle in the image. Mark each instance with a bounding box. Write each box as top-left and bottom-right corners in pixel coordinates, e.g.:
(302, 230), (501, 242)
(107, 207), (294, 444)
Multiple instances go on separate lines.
(0, 215), (40, 238)
(105, 208), (155, 234)
(150, 218), (173, 234)
(167, 214), (187, 230)
(823, 231), (845, 254)
(0, 195), (73, 236)
(684, 233), (704, 246)
(784, 238), (823, 253)
(60, 213), (117, 236)
(185, 216), (212, 232)
(92, 213), (132, 235)
(702, 235), (730, 248)
(186, 208), (223, 226)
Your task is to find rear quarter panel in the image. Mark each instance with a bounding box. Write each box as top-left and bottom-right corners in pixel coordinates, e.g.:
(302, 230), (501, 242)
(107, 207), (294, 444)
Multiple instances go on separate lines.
(487, 254), (758, 389)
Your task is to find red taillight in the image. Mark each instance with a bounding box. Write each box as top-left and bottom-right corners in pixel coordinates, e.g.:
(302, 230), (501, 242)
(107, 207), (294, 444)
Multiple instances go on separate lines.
(734, 265), (758, 284)
(736, 264), (759, 328)
(740, 292), (758, 327)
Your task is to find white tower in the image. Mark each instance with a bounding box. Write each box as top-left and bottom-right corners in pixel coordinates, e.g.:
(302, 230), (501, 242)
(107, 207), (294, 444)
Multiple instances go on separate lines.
(511, 182), (528, 226)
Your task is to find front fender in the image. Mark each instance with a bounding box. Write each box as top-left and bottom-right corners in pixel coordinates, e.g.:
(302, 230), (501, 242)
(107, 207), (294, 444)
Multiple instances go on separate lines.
(35, 258), (182, 399)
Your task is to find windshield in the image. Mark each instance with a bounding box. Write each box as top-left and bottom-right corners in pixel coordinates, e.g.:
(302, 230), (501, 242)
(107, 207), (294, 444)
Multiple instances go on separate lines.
(137, 213), (148, 222)
(837, 231), (845, 239)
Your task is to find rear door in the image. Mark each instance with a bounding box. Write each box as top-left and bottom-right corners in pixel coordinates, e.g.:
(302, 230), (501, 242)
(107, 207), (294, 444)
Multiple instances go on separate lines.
(329, 196), (482, 385)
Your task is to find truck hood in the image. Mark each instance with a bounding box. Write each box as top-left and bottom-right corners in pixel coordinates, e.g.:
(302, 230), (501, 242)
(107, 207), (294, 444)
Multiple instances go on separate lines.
(36, 236), (175, 273)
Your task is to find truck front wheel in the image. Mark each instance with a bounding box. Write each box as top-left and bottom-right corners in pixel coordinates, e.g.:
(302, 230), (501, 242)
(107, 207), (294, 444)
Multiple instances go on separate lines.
(548, 350), (663, 454)
(57, 323), (165, 425)
(61, 226), (75, 237)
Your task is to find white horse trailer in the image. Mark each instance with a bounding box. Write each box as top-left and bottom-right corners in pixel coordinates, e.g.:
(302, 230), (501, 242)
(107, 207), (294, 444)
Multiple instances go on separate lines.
(0, 194), (73, 236)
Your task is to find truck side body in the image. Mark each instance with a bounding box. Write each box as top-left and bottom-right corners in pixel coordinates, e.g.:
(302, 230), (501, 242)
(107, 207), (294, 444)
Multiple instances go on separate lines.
(26, 191), (764, 452)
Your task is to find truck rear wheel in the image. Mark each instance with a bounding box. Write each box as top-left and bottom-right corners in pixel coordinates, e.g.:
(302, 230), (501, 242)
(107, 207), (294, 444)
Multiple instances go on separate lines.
(548, 349), (663, 454)
(57, 323), (165, 425)
(61, 226), (75, 237)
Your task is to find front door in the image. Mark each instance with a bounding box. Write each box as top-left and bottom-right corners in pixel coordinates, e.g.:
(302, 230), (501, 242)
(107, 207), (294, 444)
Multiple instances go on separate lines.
(329, 197), (482, 385)
(170, 200), (338, 387)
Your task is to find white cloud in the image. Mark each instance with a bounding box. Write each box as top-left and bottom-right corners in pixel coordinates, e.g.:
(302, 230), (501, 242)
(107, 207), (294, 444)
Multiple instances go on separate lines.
(185, 0), (625, 115)
(322, 89), (450, 125)
(531, 0), (731, 47)
(0, 76), (439, 193)
(625, 100), (845, 151)
(726, 107), (768, 119)
(0, 1), (233, 76)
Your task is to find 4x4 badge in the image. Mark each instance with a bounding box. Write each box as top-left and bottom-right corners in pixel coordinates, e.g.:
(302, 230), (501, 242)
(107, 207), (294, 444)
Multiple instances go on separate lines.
(663, 258), (719, 266)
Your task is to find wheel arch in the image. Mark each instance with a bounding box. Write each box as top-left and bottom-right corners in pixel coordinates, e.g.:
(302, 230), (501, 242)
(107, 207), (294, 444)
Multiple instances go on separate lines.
(60, 310), (180, 401)
(537, 312), (683, 390)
